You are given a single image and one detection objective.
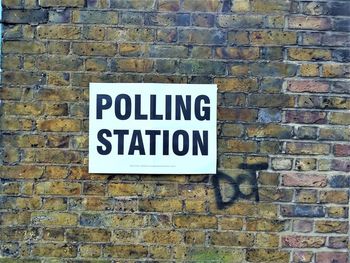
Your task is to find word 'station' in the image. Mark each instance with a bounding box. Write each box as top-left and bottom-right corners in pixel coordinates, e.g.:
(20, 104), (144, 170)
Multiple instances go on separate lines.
(89, 83), (217, 174)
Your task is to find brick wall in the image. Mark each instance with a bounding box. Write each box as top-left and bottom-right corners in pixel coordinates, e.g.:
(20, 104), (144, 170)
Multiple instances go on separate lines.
(1, 0), (349, 262)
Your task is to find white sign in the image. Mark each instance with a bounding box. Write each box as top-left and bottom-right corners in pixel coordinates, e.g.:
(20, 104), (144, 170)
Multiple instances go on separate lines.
(89, 83), (217, 174)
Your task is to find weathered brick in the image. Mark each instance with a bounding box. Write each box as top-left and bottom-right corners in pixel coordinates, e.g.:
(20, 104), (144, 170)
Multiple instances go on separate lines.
(295, 126), (317, 139)
(150, 45), (188, 58)
(250, 62), (297, 77)
(178, 29), (226, 45)
(334, 144), (350, 157)
(288, 48), (331, 61)
(323, 64), (350, 78)
(174, 215), (217, 229)
(295, 158), (317, 171)
(286, 142), (330, 155)
(218, 108), (258, 122)
(35, 181), (81, 195)
(158, 0), (180, 11)
(72, 10), (118, 24)
(282, 235), (325, 248)
(249, 94), (294, 107)
(179, 60), (226, 75)
(72, 42), (117, 56)
(37, 119), (80, 132)
(37, 25), (81, 40)
(315, 221), (348, 233)
(228, 31), (249, 45)
(31, 212), (78, 226)
(247, 124), (293, 139)
(39, 0), (84, 7)
(251, 0), (290, 13)
(3, 10), (48, 24)
(328, 237), (348, 249)
(246, 249), (289, 262)
(66, 228), (111, 242)
(116, 58), (154, 72)
(103, 245), (148, 258)
(328, 112), (350, 125)
(211, 232), (254, 246)
(107, 28), (155, 42)
(215, 47), (259, 60)
(32, 243), (77, 257)
(320, 190), (349, 204)
(316, 252), (348, 263)
(142, 229), (182, 244)
(110, 0), (155, 10)
(285, 111), (327, 124)
(251, 31), (297, 45)
(287, 80), (329, 93)
(3, 41), (46, 54)
(300, 64), (319, 77)
(182, 0), (220, 12)
(139, 199), (182, 212)
(283, 173), (327, 187)
(219, 139), (258, 153)
(215, 78), (258, 92)
(281, 205), (325, 217)
(218, 15), (264, 28)
(288, 16), (331, 30)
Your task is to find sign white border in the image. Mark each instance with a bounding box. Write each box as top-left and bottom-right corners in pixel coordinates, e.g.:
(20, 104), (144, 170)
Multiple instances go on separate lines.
(89, 83), (217, 174)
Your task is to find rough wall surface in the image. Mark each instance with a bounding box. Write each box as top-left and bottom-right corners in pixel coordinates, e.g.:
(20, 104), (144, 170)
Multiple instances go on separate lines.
(0, 0), (349, 262)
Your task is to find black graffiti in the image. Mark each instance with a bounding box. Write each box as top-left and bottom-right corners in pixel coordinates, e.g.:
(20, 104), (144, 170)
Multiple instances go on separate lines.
(213, 163), (268, 209)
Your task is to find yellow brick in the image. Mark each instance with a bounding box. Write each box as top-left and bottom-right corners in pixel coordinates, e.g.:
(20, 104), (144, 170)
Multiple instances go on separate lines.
(42, 198), (68, 210)
(80, 244), (101, 258)
(35, 181), (81, 195)
(37, 25), (81, 40)
(300, 64), (319, 77)
(184, 231), (206, 245)
(72, 42), (117, 56)
(3, 41), (46, 54)
(288, 48), (331, 61)
(0, 165), (44, 179)
(31, 212), (78, 226)
(139, 199), (182, 212)
(32, 243), (77, 257)
(251, 31), (297, 45)
(37, 119), (81, 132)
(218, 217), (244, 230)
(174, 215), (217, 229)
(142, 230), (183, 244)
(232, 0), (250, 12)
(117, 58), (154, 72)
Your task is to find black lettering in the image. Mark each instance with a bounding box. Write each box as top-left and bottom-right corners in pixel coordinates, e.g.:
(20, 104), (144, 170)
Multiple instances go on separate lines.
(165, 95), (172, 120)
(150, 95), (163, 120)
(115, 94), (131, 120)
(173, 130), (189, 156)
(96, 94), (112, 119)
(193, 130), (208, 155)
(113, 129), (129, 154)
(175, 95), (191, 120)
(135, 95), (147, 120)
(97, 129), (112, 155)
(145, 130), (161, 155)
(195, 95), (210, 121)
(128, 130), (145, 155)
(163, 130), (169, 155)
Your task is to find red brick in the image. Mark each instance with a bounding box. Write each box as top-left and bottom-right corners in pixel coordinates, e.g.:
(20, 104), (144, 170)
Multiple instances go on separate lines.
(282, 235), (325, 248)
(287, 80), (329, 93)
(285, 111), (327, 124)
(334, 144), (350, 157)
(282, 173), (327, 187)
(316, 252), (348, 263)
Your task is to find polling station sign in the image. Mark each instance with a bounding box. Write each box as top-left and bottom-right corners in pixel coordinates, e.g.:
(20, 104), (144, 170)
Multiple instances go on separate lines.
(89, 83), (217, 174)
